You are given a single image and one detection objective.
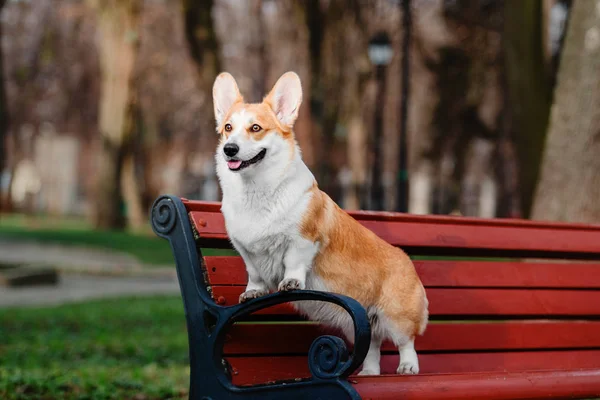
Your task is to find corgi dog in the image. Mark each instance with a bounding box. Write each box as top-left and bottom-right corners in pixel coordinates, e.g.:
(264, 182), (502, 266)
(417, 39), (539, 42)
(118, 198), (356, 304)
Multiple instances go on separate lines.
(212, 71), (428, 375)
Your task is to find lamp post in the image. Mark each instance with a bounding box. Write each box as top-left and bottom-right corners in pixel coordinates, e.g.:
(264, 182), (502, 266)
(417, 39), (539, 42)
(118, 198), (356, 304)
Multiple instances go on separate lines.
(368, 32), (393, 211)
(396, 0), (411, 213)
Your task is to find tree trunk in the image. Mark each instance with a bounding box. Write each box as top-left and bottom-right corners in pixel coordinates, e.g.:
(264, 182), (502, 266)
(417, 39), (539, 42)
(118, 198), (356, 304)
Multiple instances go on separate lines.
(531, 0), (600, 223)
(121, 152), (145, 230)
(89, 0), (142, 229)
(120, 97), (146, 231)
(409, 0), (505, 216)
(0, 0), (8, 212)
(183, 0), (220, 142)
(504, 0), (552, 218)
(304, 0), (326, 177)
(95, 138), (125, 229)
(408, 2), (446, 215)
(213, 0), (265, 102)
(183, 0), (220, 87)
(314, 0), (371, 202)
(262, 1), (315, 169)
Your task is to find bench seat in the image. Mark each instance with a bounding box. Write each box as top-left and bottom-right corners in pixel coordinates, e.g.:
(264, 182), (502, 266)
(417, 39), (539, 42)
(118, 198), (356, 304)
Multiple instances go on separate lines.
(151, 195), (600, 399)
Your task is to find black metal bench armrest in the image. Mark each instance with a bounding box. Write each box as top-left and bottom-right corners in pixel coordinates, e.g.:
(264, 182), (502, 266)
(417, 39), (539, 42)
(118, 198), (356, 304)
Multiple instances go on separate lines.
(221, 290), (371, 379)
(151, 195), (371, 400)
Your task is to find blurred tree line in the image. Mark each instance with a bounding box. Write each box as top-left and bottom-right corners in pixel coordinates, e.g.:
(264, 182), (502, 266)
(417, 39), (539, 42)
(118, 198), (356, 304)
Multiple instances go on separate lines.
(0, 0), (598, 230)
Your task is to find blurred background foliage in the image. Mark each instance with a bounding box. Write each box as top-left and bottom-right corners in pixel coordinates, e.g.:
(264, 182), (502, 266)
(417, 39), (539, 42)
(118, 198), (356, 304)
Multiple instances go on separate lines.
(1, 0), (598, 232)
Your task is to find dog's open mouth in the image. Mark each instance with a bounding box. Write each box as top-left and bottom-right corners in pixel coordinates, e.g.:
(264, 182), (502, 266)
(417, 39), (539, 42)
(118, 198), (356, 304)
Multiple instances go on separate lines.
(227, 149), (267, 171)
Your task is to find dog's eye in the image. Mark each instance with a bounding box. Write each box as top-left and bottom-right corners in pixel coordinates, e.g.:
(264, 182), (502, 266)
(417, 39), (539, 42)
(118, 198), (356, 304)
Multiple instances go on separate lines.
(224, 124), (232, 132)
(251, 124), (262, 132)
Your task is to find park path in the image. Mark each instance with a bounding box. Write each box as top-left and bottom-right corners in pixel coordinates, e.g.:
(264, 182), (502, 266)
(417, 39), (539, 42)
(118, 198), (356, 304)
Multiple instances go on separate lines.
(0, 239), (180, 308)
(0, 274), (180, 308)
(0, 239), (146, 271)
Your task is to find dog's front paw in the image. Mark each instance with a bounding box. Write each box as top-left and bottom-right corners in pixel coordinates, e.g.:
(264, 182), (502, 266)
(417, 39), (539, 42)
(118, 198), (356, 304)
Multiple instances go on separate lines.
(278, 278), (305, 292)
(239, 289), (269, 303)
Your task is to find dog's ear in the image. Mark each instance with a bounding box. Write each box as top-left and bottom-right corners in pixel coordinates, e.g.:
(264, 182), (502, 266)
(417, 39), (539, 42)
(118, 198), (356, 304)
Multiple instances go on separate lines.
(213, 73), (243, 127)
(264, 72), (302, 129)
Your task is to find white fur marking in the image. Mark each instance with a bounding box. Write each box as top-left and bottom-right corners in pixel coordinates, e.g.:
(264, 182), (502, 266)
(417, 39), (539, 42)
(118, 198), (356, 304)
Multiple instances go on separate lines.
(397, 338), (419, 374)
(358, 336), (382, 375)
(281, 238), (319, 290)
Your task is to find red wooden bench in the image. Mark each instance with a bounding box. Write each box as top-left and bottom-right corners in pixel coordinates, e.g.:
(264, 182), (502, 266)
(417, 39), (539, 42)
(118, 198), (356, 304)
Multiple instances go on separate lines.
(152, 195), (600, 399)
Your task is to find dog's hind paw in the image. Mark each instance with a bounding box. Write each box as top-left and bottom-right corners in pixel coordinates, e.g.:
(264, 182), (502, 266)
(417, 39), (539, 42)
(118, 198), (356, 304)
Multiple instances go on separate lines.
(278, 278), (304, 292)
(239, 289), (269, 303)
(397, 361), (419, 375)
(357, 368), (380, 376)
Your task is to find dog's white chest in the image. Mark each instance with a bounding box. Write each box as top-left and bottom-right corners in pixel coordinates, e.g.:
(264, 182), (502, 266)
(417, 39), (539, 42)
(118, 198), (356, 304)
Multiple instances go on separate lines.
(221, 177), (317, 284)
(221, 187), (296, 259)
(217, 149), (318, 289)
(223, 205), (295, 287)
(224, 208), (292, 253)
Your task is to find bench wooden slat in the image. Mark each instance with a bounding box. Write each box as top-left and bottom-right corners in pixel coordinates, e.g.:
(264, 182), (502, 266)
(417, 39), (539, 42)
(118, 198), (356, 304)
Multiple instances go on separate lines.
(205, 256), (600, 288)
(353, 369), (600, 400)
(224, 321), (600, 355)
(186, 203), (600, 257)
(184, 200), (600, 229)
(227, 349), (600, 386)
(211, 285), (600, 317)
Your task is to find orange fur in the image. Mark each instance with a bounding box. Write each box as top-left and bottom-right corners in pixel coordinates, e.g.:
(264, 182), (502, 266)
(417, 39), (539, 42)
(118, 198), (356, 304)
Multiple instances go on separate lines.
(301, 184), (428, 337)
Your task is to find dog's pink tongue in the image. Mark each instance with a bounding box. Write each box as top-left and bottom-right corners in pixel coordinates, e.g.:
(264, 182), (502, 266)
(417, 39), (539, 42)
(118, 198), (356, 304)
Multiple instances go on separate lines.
(227, 160), (242, 169)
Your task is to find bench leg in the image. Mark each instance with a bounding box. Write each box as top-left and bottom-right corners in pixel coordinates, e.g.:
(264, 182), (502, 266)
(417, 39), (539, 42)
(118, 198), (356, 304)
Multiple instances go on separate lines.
(397, 337), (419, 374)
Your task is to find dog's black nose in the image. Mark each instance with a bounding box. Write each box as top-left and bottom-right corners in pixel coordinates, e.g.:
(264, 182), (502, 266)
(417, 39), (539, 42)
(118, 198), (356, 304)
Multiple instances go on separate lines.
(223, 143), (239, 157)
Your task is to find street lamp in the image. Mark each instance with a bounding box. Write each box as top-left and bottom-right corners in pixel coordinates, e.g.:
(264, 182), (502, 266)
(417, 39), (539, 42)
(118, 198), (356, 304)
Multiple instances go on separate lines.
(368, 33), (394, 67)
(368, 32), (393, 211)
(397, 0), (411, 213)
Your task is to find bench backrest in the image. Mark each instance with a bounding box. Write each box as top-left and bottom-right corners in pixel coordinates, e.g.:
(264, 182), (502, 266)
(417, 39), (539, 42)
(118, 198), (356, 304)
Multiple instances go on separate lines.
(184, 199), (600, 385)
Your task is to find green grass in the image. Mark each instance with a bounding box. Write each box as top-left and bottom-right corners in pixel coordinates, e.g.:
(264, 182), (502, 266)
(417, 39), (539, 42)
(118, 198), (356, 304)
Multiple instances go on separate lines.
(0, 214), (235, 266)
(0, 296), (190, 400)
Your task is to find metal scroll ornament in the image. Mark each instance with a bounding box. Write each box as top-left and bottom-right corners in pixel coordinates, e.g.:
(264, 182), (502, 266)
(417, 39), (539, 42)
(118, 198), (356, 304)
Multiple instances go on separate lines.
(151, 197), (177, 235)
(308, 335), (350, 379)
